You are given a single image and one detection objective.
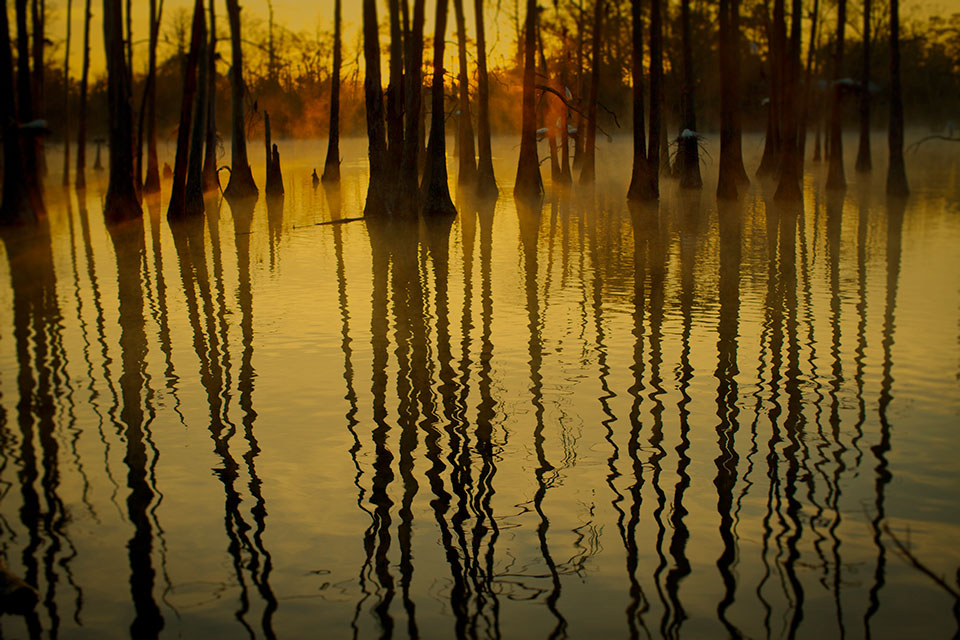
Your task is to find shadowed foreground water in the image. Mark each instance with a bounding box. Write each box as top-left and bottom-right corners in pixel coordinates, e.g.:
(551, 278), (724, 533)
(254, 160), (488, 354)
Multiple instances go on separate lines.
(0, 137), (958, 638)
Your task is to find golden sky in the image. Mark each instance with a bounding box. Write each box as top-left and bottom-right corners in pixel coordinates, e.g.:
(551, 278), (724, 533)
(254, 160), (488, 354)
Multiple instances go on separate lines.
(41, 0), (960, 80)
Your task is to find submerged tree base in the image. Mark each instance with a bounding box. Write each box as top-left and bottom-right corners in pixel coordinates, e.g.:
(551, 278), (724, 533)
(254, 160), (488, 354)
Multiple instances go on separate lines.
(224, 167), (259, 202)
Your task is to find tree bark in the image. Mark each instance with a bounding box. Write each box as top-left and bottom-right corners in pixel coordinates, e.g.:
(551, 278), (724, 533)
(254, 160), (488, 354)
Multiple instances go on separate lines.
(474, 0), (497, 197)
(628, 0), (655, 201)
(202, 0), (219, 192)
(362, 0), (388, 215)
(678, 0), (702, 188)
(61, 0), (72, 187)
(398, 0), (425, 213)
(886, 0), (907, 196)
(386, 0), (404, 184)
(826, 0), (846, 189)
(514, 0), (542, 200)
(321, 0), (341, 184)
(223, 0), (258, 200)
(855, 0), (871, 172)
(421, 0), (457, 215)
(75, 0), (91, 189)
(166, 0), (203, 219)
(104, 0), (142, 220)
(579, 0), (602, 185)
(453, 0), (477, 185)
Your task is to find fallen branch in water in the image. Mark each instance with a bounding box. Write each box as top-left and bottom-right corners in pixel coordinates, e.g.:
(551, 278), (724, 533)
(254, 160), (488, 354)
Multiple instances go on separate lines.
(292, 217), (366, 229)
(906, 135), (960, 154)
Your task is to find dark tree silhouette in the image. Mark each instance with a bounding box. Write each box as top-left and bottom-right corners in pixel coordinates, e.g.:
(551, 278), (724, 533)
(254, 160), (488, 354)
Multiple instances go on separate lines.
(757, 0), (785, 177)
(678, 0), (702, 188)
(421, 0), (457, 215)
(729, 0), (748, 185)
(74, 0), (91, 189)
(201, 0), (219, 192)
(61, 0), (72, 187)
(362, 0), (388, 215)
(16, 0), (38, 189)
(386, 0), (404, 182)
(627, 0), (655, 201)
(717, 0), (739, 199)
(136, 0), (162, 193)
(184, 0), (209, 216)
(454, 0), (476, 185)
(474, 0), (497, 197)
(399, 0), (425, 213)
(321, 0), (341, 184)
(579, 0), (602, 185)
(647, 0), (663, 196)
(167, 0), (203, 219)
(855, 0), (871, 172)
(30, 0), (45, 177)
(103, 0), (142, 220)
(886, 0), (908, 196)
(774, 0), (803, 200)
(798, 0), (820, 160)
(826, 0), (847, 190)
(514, 0), (542, 200)
(1, 0), (40, 222)
(224, 0), (258, 200)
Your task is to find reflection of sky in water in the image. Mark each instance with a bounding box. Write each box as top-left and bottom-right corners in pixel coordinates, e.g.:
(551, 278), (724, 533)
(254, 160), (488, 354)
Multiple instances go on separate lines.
(0, 134), (958, 637)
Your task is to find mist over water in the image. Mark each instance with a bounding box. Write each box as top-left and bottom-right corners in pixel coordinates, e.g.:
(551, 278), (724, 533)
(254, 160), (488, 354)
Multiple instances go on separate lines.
(0, 135), (958, 638)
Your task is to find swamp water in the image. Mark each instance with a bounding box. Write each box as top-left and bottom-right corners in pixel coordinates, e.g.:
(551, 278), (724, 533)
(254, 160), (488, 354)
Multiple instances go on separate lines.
(0, 136), (958, 638)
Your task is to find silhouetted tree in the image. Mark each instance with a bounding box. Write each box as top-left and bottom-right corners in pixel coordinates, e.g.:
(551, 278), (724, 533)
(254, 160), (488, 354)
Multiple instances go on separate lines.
(30, 0), (45, 176)
(454, 0), (476, 185)
(362, 0), (388, 215)
(798, 0), (820, 160)
(826, 0), (847, 189)
(474, 0), (497, 197)
(886, 0), (908, 196)
(398, 0), (425, 213)
(515, 0), (542, 200)
(104, 0), (142, 220)
(75, 0), (91, 189)
(855, 0), (871, 172)
(774, 0), (803, 200)
(321, 0), (341, 184)
(201, 0), (218, 192)
(184, 0), (209, 215)
(167, 0), (203, 219)
(224, 0), (258, 200)
(386, 0), (404, 183)
(16, 0), (37, 188)
(61, 0), (72, 186)
(136, 0), (162, 193)
(647, 0), (663, 195)
(717, 0), (738, 199)
(627, 0), (655, 201)
(421, 0), (456, 215)
(757, 0), (785, 177)
(579, 0), (602, 184)
(678, 0), (702, 188)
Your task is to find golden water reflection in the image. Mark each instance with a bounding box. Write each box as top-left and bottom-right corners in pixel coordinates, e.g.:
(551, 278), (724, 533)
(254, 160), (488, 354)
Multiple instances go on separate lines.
(0, 138), (958, 638)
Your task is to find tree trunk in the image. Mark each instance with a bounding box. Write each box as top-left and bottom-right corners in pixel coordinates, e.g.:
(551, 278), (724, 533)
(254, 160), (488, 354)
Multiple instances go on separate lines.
(30, 0), (45, 177)
(678, 0), (702, 188)
(202, 0), (219, 192)
(647, 0), (662, 194)
(537, 23), (560, 183)
(321, 0), (341, 183)
(579, 0), (602, 185)
(75, 0), (91, 189)
(1, 0), (38, 223)
(628, 0), (655, 201)
(61, 0), (72, 187)
(514, 0), (542, 200)
(16, 0), (37, 189)
(855, 0), (871, 172)
(104, 0), (142, 220)
(774, 0), (802, 200)
(139, 0), (161, 194)
(730, 0), (749, 184)
(166, 0), (203, 220)
(398, 0), (425, 213)
(886, 0), (907, 196)
(223, 0), (258, 200)
(826, 0), (846, 189)
(757, 0), (784, 177)
(421, 0), (456, 215)
(558, 46), (572, 183)
(474, 0), (497, 197)
(717, 0), (738, 199)
(386, 0), (404, 184)
(362, 0), (388, 215)
(184, 0), (208, 216)
(454, 0), (476, 185)
(798, 0), (819, 162)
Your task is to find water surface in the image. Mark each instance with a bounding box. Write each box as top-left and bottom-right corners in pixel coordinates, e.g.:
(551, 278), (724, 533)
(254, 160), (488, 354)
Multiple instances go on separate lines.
(0, 136), (958, 638)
